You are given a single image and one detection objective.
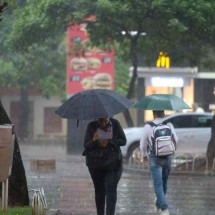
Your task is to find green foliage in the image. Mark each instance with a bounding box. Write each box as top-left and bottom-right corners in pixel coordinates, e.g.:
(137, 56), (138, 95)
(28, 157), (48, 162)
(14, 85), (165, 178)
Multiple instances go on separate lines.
(0, 2), (7, 22)
(6, 0), (215, 70)
(0, 2), (66, 98)
(74, 0), (215, 69)
(2, 0), (215, 100)
(0, 60), (17, 87)
(7, 0), (76, 51)
(115, 56), (130, 96)
(1, 0), (17, 4)
(0, 207), (32, 215)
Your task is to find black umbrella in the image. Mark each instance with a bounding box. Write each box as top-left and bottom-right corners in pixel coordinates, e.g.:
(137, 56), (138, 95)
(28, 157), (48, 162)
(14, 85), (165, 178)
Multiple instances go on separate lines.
(55, 89), (133, 120)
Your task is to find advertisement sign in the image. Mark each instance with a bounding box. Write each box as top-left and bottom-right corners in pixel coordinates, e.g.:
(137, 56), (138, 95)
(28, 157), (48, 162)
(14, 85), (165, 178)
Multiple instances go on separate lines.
(66, 24), (115, 96)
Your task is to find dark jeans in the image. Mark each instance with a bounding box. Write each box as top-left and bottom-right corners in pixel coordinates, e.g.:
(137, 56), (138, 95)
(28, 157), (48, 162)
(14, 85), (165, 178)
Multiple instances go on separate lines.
(88, 161), (122, 215)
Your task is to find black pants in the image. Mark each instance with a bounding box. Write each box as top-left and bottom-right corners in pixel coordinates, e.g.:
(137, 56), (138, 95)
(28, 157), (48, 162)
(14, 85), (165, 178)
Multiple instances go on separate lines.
(88, 161), (122, 215)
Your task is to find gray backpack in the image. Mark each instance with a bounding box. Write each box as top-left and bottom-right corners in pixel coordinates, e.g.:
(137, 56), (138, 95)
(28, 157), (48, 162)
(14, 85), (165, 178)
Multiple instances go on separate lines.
(147, 122), (176, 157)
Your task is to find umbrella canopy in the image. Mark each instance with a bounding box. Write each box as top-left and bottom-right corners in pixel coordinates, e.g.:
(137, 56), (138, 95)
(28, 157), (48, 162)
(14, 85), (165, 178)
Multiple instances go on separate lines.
(55, 89), (133, 120)
(132, 94), (191, 110)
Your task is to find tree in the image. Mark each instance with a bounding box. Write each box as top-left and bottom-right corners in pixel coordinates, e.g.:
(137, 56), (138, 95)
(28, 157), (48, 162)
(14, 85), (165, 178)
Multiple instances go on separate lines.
(0, 2), (8, 21)
(207, 114), (215, 167)
(0, 101), (29, 206)
(0, 2), (66, 140)
(115, 56), (130, 97)
(0, 2), (29, 206)
(6, 0), (215, 127)
(6, 0), (76, 51)
(72, 0), (215, 125)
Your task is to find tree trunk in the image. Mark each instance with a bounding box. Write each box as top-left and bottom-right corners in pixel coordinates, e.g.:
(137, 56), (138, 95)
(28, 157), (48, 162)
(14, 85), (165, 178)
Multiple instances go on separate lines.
(123, 37), (140, 127)
(0, 3), (8, 22)
(0, 101), (29, 206)
(206, 114), (215, 167)
(19, 87), (29, 141)
(123, 64), (136, 127)
(137, 78), (145, 126)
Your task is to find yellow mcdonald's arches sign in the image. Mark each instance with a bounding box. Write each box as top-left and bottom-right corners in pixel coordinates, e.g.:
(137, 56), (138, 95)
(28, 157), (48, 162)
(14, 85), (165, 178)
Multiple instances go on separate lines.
(156, 51), (170, 68)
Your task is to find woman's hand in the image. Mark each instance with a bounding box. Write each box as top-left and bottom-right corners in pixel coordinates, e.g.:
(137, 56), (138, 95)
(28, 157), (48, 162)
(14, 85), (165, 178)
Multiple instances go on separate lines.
(92, 131), (108, 147)
(92, 132), (99, 142)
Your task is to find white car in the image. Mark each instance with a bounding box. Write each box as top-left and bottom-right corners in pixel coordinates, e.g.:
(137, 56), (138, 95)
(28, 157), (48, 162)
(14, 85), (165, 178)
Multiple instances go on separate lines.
(121, 112), (213, 160)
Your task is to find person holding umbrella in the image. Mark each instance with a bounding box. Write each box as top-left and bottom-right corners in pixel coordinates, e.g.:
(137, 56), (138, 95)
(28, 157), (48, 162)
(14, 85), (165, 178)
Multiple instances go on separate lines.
(133, 94), (190, 215)
(55, 89), (133, 215)
(140, 110), (178, 215)
(83, 117), (126, 215)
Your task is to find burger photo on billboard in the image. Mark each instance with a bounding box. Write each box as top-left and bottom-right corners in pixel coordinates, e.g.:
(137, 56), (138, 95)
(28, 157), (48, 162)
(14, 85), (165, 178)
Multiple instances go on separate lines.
(70, 57), (88, 71)
(87, 58), (102, 70)
(93, 73), (112, 90)
(81, 76), (94, 90)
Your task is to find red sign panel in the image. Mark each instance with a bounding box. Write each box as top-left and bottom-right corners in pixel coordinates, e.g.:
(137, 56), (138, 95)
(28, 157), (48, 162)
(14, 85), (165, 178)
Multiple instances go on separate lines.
(66, 24), (115, 96)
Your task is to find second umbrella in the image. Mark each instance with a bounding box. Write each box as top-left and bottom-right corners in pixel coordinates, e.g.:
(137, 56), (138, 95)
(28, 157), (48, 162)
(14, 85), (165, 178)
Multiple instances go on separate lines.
(132, 94), (191, 110)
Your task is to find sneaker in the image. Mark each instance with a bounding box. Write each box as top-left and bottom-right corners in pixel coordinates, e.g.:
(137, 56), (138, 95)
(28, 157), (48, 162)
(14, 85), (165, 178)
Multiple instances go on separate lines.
(154, 206), (161, 213)
(154, 198), (160, 213)
(156, 208), (161, 213)
(160, 209), (169, 215)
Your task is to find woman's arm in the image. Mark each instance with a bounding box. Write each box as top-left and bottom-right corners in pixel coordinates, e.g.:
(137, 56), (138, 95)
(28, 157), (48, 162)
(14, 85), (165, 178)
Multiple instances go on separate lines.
(109, 119), (126, 147)
(84, 122), (100, 151)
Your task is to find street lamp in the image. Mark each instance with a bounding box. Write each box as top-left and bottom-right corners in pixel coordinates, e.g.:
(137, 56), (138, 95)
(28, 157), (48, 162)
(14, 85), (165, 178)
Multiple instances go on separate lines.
(121, 31), (146, 36)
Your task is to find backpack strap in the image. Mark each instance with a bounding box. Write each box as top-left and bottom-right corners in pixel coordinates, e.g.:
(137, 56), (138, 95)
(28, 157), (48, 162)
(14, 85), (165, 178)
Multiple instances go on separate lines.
(146, 121), (156, 127)
(145, 122), (157, 154)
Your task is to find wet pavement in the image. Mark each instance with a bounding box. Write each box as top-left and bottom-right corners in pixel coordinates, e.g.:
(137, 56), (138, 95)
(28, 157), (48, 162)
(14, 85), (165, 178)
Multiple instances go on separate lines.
(20, 143), (215, 215)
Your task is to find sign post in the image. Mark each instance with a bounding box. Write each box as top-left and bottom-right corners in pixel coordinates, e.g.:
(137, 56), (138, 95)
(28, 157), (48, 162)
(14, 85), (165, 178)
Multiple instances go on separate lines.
(66, 24), (115, 154)
(66, 24), (115, 96)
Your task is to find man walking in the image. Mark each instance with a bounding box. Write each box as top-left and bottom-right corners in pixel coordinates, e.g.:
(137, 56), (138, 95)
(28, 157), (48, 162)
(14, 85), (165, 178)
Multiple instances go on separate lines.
(140, 110), (178, 215)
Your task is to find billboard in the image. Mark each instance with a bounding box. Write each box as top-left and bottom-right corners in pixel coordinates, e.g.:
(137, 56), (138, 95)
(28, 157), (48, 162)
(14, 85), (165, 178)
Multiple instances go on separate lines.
(66, 24), (115, 96)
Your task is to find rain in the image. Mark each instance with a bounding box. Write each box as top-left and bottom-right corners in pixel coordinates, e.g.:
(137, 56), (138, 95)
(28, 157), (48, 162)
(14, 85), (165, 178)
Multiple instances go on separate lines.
(0, 1), (215, 215)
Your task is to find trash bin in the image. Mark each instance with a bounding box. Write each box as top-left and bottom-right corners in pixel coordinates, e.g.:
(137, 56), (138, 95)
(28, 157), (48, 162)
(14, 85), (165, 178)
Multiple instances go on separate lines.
(0, 124), (14, 182)
(0, 124), (14, 211)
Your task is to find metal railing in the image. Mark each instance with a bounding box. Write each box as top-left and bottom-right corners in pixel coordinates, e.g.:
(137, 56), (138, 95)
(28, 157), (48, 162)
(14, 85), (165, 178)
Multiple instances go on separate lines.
(127, 152), (215, 174)
(28, 187), (48, 215)
(192, 154), (208, 172)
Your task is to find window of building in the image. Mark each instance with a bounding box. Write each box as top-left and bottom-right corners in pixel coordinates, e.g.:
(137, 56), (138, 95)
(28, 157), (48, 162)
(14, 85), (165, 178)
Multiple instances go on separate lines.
(44, 107), (62, 133)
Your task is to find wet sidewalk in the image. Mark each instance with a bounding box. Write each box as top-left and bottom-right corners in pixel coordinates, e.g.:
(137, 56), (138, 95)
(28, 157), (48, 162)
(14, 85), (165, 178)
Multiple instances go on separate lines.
(20, 143), (215, 215)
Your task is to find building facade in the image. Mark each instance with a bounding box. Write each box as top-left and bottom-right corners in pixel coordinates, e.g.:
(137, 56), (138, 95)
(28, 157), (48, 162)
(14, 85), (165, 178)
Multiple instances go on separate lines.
(0, 88), (67, 143)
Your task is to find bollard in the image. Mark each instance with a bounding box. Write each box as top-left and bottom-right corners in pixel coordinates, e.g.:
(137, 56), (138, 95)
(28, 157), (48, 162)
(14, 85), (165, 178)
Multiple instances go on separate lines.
(2, 179), (8, 211)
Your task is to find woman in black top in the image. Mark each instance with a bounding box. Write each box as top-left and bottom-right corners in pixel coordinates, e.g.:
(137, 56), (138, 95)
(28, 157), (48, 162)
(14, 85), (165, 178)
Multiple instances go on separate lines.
(83, 117), (126, 215)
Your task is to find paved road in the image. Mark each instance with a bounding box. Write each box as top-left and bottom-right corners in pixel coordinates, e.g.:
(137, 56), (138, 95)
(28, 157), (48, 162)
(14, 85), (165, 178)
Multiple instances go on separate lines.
(20, 144), (215, 215)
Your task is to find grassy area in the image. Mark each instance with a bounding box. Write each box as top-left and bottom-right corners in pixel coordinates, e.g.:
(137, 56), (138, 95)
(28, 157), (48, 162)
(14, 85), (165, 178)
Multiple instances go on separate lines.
(0, 207), (32, 215)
